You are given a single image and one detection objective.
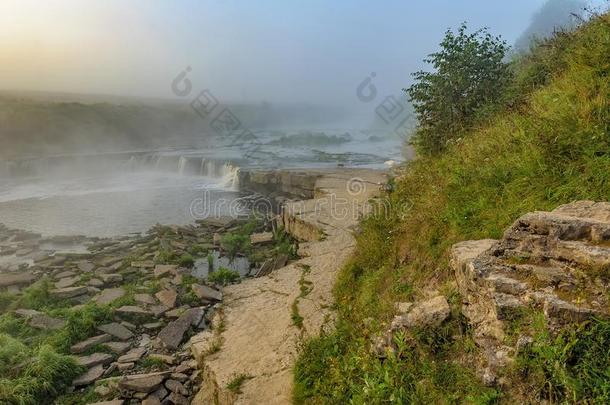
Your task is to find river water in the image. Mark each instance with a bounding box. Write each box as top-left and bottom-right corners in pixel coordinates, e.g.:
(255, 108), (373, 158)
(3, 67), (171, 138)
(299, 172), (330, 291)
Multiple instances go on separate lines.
(0, 128), (402, 237)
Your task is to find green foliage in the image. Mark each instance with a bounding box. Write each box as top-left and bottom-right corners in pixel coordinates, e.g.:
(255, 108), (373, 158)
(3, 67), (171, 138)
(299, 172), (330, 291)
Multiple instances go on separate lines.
(221, 233), (251, 260)
(46, 304), (113, 352)
(18, 278), (65, 310)
(0, 344), (82, 405)
(406, 23), (511, 155)
(138, 356), (168, 371)
(515, 318), (610, 403)
(207, 267), (240, 286)
(296, 12), (610, 404)
(178, 253), (195, 268)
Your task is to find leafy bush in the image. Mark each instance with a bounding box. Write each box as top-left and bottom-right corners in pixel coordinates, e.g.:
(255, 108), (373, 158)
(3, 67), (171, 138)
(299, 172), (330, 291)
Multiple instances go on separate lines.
(221, 233), (251, 260)
(406, 23), (511, 155)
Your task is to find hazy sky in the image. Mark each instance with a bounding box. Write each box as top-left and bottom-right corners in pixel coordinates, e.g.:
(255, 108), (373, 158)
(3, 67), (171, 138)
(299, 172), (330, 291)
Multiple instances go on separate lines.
(0, 1), (552, 106)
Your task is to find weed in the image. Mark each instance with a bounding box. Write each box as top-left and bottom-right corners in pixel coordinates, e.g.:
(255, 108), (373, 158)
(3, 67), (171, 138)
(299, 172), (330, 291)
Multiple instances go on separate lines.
(208, 267), (240, 286)
(226, 373), (253, 394)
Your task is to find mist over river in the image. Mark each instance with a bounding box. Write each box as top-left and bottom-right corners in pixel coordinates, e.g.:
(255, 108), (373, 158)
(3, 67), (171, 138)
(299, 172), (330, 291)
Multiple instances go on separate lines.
(0, 128), (403, 237)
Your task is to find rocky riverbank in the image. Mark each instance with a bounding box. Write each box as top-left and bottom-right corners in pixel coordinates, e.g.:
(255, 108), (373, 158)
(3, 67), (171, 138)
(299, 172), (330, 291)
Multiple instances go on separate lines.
(0, 209), (299, 404)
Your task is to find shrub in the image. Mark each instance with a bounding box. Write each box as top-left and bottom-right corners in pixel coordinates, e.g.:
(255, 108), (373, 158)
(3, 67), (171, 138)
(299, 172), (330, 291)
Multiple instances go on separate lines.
(178, 253), (195, 268)
(406, 23), (511, 155)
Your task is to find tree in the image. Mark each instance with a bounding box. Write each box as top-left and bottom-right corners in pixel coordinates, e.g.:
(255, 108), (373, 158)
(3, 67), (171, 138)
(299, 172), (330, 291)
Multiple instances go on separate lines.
(405, 23), (511, 155)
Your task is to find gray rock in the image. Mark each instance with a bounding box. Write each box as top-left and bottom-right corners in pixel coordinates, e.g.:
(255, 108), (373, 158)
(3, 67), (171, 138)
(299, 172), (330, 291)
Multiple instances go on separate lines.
(132, 260), (155, 269)
(71, 334), (112, 354)
(73, 364), (105, 386)
(191, 284), (222, 302)
(87, 278), (105, 288)
(142, 398), (161, 405)
(89, 400), (124, 405)
(75, 353), (114, 367)
(98, 322), (134, 341)
(118, 362), (135, 371)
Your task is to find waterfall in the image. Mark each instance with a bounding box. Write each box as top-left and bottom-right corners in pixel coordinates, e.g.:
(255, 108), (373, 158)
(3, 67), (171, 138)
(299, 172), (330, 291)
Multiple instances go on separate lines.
(178, 156), (187, 176)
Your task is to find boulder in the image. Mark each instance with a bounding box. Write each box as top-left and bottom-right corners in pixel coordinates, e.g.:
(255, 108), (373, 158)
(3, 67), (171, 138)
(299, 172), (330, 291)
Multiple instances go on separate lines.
(165, 379), (188, 395)
(77, 261), (95, 273)
(250, 232), (273, 245)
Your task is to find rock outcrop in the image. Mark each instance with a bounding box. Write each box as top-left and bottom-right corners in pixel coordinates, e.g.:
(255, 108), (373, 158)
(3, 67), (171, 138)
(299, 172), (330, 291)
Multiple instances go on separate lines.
(451, 201), (610, 383)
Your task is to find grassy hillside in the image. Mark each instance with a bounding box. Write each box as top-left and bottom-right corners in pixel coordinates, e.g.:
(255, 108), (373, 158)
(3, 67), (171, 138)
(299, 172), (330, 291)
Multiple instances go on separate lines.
(295, 12), (610, 404)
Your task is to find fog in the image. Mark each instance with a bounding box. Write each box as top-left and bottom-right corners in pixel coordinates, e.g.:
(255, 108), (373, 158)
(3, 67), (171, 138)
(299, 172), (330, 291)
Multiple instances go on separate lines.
(1, 0), (552, 108)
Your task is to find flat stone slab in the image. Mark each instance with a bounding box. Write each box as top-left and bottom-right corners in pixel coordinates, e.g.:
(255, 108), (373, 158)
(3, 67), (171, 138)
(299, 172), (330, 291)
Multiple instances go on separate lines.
(118, 347), (146, 363)
(77, 261), (95, 273)
(0, 271), (36, 287)
(89, 401), (124, 405)
(154, 264), (178, 278)
(73, 364), (105, 386)
(135, 293), (157, 305)
(15, 309), (66, 331)
(94, 288), (126, 305)
(71, 334), (112, 354)
(118, 372), (169, 393)
(155, 289), (177, 308)
(115, 305), (154, 323)
(103, 341), (131, 355)
(50, 286), (88, 299)
(100, 273), (123, 284)
(157, 308), (204, 350)
(97, 322), (134, 341)
(250, 232), (273, 244)
(75, 353), (114, 368)
(191, 284), (222, 302)
(55, 276), (79, 289)
(132, 261), (155, 269)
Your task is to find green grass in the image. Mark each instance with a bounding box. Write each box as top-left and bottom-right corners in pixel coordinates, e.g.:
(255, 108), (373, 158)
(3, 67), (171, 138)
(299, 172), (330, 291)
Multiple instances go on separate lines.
(295, 13), (610, 404)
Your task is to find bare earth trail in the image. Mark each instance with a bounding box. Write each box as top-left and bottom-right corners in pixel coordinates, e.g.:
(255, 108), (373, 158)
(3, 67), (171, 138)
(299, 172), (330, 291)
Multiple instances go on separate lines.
(191, 168), (387, 405)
